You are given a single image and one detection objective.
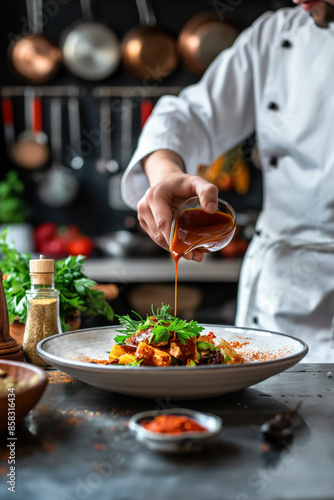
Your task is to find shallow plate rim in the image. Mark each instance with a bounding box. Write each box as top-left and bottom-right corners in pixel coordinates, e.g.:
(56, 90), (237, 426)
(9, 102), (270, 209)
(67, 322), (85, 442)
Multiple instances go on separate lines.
(37, 323), (309, 371)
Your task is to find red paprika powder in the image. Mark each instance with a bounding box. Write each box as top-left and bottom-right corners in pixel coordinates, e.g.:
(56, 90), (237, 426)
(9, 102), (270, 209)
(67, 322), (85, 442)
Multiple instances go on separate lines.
(140, 414), (208, 434)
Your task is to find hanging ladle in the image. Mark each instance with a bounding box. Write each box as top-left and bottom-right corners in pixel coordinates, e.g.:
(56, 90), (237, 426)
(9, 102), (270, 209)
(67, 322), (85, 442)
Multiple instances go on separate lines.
(95, 97), (119, 175)
(67, 96), (84, 170)
(37, 98), (79, 207)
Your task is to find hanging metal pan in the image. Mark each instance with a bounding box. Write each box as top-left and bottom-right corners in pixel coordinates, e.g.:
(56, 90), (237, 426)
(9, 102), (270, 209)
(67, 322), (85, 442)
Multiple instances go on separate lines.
(177, 12), (239, 76)
(121, 0), (178, 81)
(9, 0), (61, 84)
(60, 0), (120, 81)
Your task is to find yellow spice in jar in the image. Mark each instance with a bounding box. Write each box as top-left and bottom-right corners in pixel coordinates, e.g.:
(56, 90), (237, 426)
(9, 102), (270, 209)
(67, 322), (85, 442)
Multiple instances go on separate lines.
(23, 298), (60, 366)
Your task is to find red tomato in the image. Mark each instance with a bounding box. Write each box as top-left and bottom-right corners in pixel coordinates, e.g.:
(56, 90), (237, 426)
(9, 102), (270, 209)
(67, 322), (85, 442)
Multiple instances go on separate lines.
(34, 222), (57, 250)
(38, 237), (69, 258)
(68, 237), (93, 257)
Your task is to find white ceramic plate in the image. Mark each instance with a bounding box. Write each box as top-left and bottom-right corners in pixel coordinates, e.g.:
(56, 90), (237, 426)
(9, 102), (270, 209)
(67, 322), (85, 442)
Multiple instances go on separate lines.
(37, 325), (308, 399)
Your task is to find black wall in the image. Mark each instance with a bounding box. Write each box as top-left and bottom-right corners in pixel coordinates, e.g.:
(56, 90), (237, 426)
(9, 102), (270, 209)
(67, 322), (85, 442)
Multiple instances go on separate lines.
(0, 0), (294, 236)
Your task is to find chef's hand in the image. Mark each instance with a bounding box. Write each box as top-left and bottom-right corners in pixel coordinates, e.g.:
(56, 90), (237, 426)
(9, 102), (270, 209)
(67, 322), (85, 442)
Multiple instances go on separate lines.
(138, 149), (218, 262)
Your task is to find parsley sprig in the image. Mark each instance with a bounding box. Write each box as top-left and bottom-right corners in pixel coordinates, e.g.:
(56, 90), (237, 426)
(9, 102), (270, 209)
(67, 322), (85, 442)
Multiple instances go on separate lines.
(114, 304), (204, 345)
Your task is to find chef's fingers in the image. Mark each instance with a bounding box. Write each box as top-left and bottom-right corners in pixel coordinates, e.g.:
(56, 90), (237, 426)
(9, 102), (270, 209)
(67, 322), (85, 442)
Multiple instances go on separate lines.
(137, 173), (218, 253)
(137, 195), (171, 251)
(191, 176), (219, 213)
(183, 249), (205, 262)
(171, 175), (218, 212)
(147, 196), (173, 249)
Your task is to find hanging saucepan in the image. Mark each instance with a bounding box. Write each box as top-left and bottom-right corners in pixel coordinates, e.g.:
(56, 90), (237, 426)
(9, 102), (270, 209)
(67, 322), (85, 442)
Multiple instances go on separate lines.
(177, 12), (239, 76)
(60, 0), (120, 81)
(11, 88), (49, 169)
(9, 0), (61, 84)
(121, 0), (178, 81)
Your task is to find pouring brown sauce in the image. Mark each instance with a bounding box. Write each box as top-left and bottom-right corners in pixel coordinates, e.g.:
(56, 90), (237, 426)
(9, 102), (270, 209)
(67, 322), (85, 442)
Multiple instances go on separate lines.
(170, 208), (235, 316)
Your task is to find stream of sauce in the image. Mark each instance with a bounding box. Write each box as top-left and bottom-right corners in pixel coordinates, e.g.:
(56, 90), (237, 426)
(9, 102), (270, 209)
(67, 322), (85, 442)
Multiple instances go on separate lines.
(170, 208), (235, 316)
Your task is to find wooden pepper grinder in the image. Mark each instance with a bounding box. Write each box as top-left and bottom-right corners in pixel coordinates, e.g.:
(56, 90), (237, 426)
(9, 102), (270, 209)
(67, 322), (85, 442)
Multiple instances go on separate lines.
(0, 269), (24, 361)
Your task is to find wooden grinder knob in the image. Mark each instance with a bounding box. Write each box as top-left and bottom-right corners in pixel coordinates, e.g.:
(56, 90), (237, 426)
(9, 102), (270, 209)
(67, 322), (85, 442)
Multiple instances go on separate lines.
(30, 255), (55, 286)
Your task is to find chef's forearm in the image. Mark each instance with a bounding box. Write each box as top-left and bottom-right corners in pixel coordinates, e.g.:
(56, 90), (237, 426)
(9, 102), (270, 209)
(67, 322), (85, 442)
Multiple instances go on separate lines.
(142, 150), (185, 186)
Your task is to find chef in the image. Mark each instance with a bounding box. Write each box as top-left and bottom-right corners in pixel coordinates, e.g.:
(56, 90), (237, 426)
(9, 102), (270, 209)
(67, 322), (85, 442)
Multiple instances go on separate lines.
(121, 1), (334, 362)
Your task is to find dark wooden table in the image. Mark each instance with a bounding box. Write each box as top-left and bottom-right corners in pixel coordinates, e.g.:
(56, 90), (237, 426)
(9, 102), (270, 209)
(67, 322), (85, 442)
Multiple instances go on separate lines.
(1, 363), (333, 500)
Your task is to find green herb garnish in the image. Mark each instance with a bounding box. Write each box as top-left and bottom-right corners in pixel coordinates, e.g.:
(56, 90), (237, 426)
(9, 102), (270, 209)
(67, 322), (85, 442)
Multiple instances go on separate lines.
(114, 312), (143, 344)
(115, 304), (204, 345)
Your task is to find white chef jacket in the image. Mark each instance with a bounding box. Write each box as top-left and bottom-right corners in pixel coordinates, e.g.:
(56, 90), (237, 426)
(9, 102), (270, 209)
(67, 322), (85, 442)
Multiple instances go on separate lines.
(121, 7), (334, 362)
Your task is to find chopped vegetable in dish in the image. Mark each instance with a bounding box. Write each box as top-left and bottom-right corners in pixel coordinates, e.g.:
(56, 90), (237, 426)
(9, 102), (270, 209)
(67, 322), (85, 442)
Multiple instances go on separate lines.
(108, 304), (244, 367)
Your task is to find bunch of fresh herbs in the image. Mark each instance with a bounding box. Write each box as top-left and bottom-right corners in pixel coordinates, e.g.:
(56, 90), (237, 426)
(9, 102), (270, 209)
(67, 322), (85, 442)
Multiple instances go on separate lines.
(0, 229), (114, 331)
(115, 303), (204, 345)
(0, 171), (31, 224)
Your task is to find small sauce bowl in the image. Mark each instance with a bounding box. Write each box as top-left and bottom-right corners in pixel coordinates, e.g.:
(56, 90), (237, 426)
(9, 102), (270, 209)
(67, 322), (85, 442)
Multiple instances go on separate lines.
(128, 408), (222, 453)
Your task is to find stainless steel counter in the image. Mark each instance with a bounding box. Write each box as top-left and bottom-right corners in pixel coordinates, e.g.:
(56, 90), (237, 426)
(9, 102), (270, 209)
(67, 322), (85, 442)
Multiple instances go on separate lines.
(83, 257), (243, 283)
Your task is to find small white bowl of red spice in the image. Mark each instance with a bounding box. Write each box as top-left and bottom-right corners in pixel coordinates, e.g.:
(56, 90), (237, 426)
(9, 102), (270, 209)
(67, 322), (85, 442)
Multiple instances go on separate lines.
(128, 408), (222, 453)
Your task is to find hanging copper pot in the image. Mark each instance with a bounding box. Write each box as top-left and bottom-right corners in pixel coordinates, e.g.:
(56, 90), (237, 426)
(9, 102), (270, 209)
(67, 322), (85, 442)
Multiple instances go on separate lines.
(121, 0), (178, 81)
(9, 0), (61, 84)
(177, 12), (239, 76)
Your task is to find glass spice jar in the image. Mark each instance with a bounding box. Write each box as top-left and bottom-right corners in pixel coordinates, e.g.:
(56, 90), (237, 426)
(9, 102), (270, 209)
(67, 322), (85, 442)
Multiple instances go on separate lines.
(23, 255), (61, 366)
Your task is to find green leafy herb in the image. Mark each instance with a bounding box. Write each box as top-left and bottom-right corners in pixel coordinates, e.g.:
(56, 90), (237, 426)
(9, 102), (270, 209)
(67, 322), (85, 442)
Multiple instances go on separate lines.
(115, 303), (204, 345)
(197, 341), (215, 351)
(0, 230), (114, 331)
(0, 171), (31, 224)
(114, 313), (143, 345)
(187, 360), (196, 367)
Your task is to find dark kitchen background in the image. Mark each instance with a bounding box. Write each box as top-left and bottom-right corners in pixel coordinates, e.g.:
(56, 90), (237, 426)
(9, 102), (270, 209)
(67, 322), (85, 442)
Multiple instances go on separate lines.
(0, 0), (294, 325)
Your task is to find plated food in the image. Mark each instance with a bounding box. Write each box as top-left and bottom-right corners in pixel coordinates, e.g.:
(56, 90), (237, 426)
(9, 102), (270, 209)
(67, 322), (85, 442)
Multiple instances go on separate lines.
(37, 322), (308, 399)
(107, 304), (244, 367)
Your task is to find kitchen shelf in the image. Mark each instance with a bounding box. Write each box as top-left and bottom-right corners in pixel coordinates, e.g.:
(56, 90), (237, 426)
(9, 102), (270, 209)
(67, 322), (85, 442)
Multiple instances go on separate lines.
(0, 85), (87, 97)
(93, 86), (183, 98)
(83, 256), (242, 283)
